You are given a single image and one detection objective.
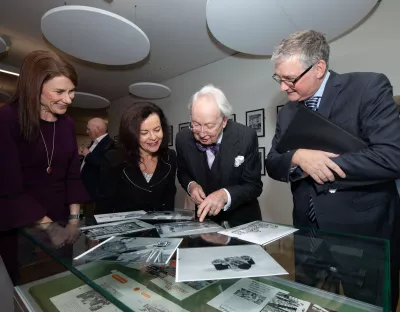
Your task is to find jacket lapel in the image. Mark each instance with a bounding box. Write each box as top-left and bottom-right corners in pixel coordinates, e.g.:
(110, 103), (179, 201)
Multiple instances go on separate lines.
(123, 153), (172, 191)
(317, 71), (342, 119)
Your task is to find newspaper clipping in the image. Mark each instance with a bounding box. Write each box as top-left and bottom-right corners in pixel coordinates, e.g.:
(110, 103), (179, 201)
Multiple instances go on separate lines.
(50, 270), (189, 312)
(80, 219), (155, 239)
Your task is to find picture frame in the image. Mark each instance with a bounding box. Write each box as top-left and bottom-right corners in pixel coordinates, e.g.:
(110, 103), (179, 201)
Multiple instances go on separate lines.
(168, 125), (173, 146)
(246, 109), (265, 137)
(276, 105), (284, 115)
(258, 147), (266, 176)
(179, 122), (190, 131)
(229, 114), (236, 122)
(113, 135), (119, 142)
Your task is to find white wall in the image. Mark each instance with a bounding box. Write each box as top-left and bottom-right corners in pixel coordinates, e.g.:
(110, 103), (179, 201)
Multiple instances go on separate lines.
(108, 0), (400, 225)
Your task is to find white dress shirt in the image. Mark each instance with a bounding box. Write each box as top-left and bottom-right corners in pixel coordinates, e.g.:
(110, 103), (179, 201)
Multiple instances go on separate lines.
(80, 133), (108, 171)
(188, 132), (232, 210)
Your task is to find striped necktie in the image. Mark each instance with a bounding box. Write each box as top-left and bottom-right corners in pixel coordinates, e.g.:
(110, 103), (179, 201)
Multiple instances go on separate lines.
(304, 96), (321, 225)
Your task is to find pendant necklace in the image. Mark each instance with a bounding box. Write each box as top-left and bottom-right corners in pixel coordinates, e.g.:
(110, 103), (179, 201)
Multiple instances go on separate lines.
(39, 122), (55, 174)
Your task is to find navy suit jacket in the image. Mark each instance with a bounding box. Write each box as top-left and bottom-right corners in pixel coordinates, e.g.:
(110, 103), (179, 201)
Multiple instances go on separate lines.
(81, 134), (113, 200)
(266, 71), (400, 239)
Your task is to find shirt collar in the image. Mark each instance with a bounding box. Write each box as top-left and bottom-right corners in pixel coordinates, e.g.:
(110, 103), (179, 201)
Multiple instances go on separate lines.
(312, 70), (331, 98)
(95, 133), (108, 143)
(217, 131), (223, 144)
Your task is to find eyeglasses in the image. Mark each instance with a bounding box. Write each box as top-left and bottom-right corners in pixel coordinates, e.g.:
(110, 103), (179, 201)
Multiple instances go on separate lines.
(189, 119), (224, 136)
(272, 64), (314, 87)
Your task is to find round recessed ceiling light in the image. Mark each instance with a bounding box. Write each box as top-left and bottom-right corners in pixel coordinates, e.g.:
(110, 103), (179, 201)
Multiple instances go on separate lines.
(129, 82), (171, 99)
(0, 37), (8, 54)
(72, 92), (110, 109)
(41, 5), (150, 65)
(206, 0), (378, 55)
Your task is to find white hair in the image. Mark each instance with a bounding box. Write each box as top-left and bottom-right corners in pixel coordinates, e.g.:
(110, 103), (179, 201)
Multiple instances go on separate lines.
(188, 84), (233, 118)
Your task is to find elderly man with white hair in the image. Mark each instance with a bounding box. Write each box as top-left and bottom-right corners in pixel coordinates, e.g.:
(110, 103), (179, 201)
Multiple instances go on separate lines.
(80, 117), (113, 202)
(176, 85), (263, 227)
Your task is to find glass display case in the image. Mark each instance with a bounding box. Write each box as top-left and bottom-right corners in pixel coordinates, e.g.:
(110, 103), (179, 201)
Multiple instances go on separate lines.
(14, 215), (390, 312)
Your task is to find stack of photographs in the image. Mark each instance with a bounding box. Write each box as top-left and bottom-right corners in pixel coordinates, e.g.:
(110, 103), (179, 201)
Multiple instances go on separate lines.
(155, 220), (224, 238)
(138, 210), (193, 221)
(80, 219), (155, 239)
(74, 236), (182, 265)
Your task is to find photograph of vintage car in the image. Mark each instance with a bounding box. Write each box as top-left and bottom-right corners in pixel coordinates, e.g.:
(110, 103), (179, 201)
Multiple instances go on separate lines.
(212, 256), (255, 270)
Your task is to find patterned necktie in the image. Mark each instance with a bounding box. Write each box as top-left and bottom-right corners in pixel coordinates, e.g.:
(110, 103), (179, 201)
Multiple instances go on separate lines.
(304, 96), (321, 224)
(195, 142), (220, 156)
(305, 96), (320, 111)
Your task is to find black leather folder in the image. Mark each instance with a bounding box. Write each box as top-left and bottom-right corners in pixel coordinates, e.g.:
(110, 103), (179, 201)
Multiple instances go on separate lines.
(277, 105), (367, 154)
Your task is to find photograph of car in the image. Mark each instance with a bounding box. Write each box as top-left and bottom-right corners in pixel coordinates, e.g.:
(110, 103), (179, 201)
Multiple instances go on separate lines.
(212, 256), (255, 270)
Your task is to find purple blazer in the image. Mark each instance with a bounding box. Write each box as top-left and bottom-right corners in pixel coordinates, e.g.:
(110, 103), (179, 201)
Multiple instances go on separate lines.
(0, 102), (90, 230)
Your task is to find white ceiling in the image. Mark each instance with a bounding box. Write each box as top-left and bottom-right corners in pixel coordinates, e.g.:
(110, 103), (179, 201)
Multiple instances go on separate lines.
(0, 0), (380, 103)
(0, 0), (234, 101)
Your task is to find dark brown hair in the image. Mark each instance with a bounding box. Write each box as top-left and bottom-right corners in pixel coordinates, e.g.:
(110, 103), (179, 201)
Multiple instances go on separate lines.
(119, 102), (169, 164)
(10, 50), (77, 141)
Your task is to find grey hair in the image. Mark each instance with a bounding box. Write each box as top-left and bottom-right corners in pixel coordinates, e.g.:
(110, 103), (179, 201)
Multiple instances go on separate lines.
(188, 84), (233, 118)
(271, 30), (330, 70)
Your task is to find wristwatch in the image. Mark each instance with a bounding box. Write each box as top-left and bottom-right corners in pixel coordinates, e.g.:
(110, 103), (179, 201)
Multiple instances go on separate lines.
(68, 214), (81, 220)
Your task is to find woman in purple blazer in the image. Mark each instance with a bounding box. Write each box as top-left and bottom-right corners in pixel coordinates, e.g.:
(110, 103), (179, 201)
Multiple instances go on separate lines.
(0, 50), (89, 282)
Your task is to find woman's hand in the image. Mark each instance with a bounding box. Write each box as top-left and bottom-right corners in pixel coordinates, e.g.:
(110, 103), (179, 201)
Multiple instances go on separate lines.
(64, 219), (81, 244)
(45, 223), (69, 248)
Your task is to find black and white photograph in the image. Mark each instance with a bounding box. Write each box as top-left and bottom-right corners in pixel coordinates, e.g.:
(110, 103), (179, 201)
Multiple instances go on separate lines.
(258, 147), (266, 176)
(155, 220), (224, 238)
(75, 236), (182, 265)
(168, 125), (173, 146)
(208, 278), (284, 312)
(218, 221), (298, 246)
(212, 256), (255, 271)
(94, 210), (147, 223)
(80, 219), (155, 239)
(76, 286), (118, 312)
(229, 113), (236, 122)
(176, 245), (287, 282)
(276, 105), (284, 116)
(246, 109), (265, 137)
(262, 292), (311, 312)
(138, 210), (193, 221)
(179, 122), (190, 131)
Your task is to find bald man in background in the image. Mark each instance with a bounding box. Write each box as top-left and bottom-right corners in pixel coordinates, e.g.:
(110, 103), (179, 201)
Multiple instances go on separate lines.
(80, 118), (113, 203)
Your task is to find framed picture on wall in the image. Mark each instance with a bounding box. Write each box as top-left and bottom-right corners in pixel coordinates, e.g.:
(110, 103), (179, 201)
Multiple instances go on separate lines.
(258, 147), (266, 176)
(229, 114), (236, 122)
(113, 135), (119, 142)
(246, 108), (265, 137)
(168, 125), (173, 146)
(179, 122), (190, 131)
(277, 105), (284, 115)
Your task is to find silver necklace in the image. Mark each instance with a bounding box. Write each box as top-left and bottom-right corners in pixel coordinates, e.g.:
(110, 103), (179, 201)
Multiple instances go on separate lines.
(39, 122), (55, 174)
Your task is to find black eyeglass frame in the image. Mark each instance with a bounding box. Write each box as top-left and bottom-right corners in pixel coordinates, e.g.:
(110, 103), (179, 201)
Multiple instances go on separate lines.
(272, 64), (315, 87)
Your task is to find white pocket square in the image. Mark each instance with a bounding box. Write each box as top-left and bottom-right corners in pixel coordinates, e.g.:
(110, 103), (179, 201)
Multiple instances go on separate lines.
(234, 156), (244, 167)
